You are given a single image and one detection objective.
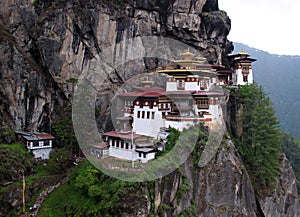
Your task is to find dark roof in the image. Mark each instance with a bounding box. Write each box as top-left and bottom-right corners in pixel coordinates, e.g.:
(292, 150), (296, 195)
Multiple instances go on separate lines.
(34, 133), (56, 140)
(217, 70), (234, 74)
(135, 148), (156, 153)
(20, 132), (55, 141)
(23, 136), (39, 141)
(15, 131), (32, 136)
(119, 89), (224, 99)
(90, 142), (109, 149)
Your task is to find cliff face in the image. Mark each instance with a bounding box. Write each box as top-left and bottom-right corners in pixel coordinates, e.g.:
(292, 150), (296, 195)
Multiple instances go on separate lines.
(107, 138), (299, 217)
(0, 0), (232, 131)
(0, 1), (299, 217)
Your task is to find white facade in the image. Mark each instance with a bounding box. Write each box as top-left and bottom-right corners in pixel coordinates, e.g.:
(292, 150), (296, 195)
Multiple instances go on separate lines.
(107, 137), (155, 163)
(235, 68), (254, 85)
(136, 152), (155, 163)
(26, 140), (52, 150)
(165, 119), (193, 131)
(32, 148), (52, 160)
(133, 105), (165, 138)
(166, 75), (213, 92)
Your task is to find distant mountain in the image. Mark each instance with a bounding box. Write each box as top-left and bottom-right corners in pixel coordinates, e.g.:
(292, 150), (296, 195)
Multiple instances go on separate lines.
(233, 42), (300, 139)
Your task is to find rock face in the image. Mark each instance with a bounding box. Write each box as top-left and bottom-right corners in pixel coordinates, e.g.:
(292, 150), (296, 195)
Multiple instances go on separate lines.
(118, 139), (300, 217)
(0, 0), (232, 131)
(154, 140), (259, 217)
(0, 1), (299, 217)
(259, 155), (300, 217)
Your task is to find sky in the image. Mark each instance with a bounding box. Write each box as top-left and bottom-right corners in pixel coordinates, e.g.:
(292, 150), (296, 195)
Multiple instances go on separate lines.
(218, 0), (300, 56)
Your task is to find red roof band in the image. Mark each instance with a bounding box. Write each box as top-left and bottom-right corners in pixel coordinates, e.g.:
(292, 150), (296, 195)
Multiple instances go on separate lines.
(103, 131), (145, 140)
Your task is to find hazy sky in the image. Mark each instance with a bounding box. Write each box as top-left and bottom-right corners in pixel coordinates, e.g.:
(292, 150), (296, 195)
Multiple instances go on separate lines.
(218, 0), (300, 56)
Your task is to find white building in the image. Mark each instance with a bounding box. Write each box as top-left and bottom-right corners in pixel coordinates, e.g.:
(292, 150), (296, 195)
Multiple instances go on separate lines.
(15, 131), (55, 159)
(216, 51), (257, 86)
(102, 131), (155, 163)
(100, 49), (256, 164)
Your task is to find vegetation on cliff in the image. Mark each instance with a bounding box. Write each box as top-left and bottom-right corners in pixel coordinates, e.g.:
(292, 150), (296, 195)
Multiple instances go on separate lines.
(37, 125), (209, 216)
(282, 132), (300, 190)
(235, 84), (282, 193)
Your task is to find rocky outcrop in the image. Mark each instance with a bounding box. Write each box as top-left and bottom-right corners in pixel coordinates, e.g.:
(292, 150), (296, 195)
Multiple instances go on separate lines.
(116, 139), (299, 217)
(0, 0), (232, 131)
(259, 155), (300, 217)
(152, 139), (259, 217)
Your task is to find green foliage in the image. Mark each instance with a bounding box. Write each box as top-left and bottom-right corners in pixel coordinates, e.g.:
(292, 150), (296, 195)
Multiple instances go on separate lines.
(158, 203), (173, 215)
(237, 84), (282, 192)
(175, 175), (189, 199)
(40, 160), (146, 216)
(52, 106), (79, 156)
(191, 123), (209, 167)
(46, 148), (71, 174)
(281, 132), (300, 190)
(0, 128), (16, 144)
(165, 128), (180, 152)
(234, 43), (300, 141)
(174, 204), (197, 217)
(65, 77), (78, 84)
(0, 143), (34, 183)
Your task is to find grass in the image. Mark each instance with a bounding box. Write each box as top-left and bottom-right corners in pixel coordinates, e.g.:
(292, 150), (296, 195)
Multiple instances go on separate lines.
(37, 182), (85, 217)
(0, 143), (27, 152)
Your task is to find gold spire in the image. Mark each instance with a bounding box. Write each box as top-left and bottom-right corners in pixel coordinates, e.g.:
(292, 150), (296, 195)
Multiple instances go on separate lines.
(239, 49), (248, 55)
(140, 76), (154, 87)
(180, 48), (196, 60)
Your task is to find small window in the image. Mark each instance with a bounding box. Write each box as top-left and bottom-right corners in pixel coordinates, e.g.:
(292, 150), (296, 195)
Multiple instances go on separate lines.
(177, 79), (185, 90)
(147, 111), (150, 119)
(243, 75), (248, 82)
(151, 112), (155, 119)
(137, 111), (141, 118)
(149, 102), (153, 109)
(142, 111), (145, 119)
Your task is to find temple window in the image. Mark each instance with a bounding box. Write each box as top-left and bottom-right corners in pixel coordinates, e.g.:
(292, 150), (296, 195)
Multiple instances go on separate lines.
(243, 75), (248, 82)
(177, 79), (185, 90)
(200, 79), (208, 90)
(197, 98), (209, 109)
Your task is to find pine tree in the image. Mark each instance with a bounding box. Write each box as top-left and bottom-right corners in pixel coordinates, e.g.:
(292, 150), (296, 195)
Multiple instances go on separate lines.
(237, 84), (282, 190)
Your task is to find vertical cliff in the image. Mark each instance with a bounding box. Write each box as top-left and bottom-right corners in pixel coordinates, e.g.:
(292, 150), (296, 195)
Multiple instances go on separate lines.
(0, 1), (299, 217)
(0, 0), (232, 131)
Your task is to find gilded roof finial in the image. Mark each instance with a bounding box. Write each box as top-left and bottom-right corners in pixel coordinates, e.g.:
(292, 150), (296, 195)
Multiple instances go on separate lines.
(180, 48), (195, 60)
(240, 49), (248, 55)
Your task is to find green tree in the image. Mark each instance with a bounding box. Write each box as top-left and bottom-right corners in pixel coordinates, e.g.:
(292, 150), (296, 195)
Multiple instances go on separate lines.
(281, 132), (300, 190)
(52, 106), (79, 156)
(237, 84), (282, 190)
